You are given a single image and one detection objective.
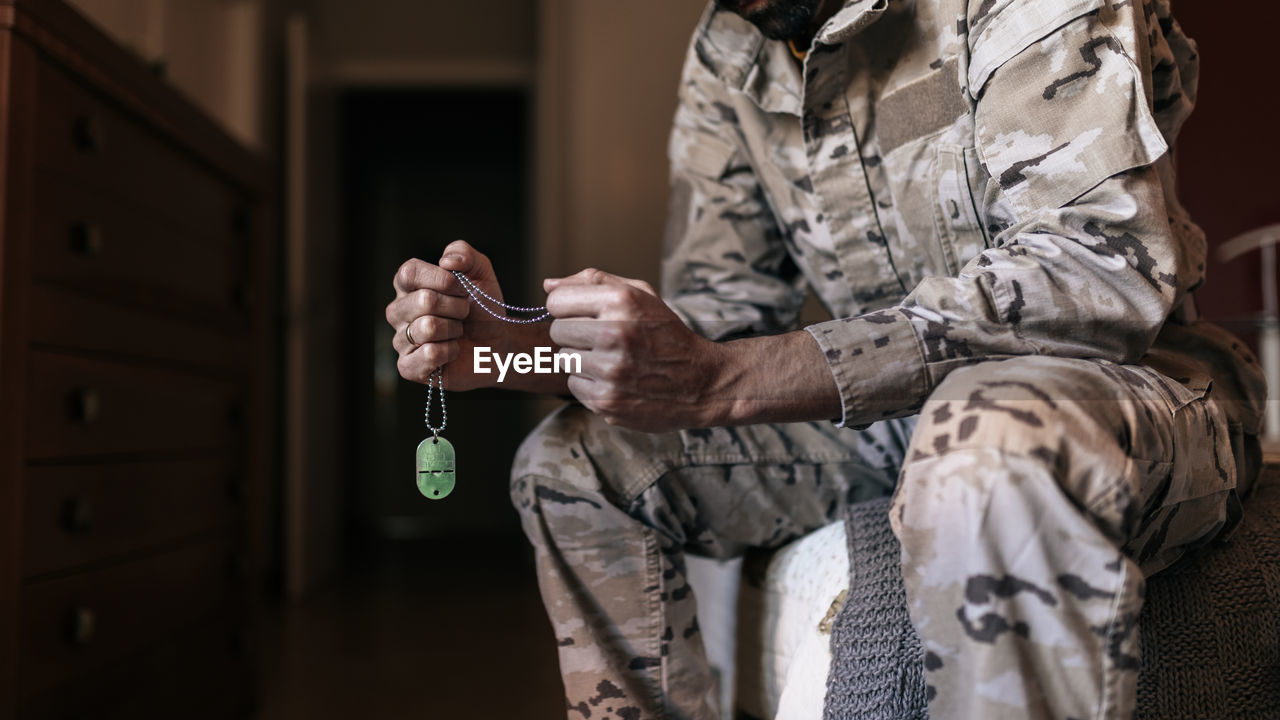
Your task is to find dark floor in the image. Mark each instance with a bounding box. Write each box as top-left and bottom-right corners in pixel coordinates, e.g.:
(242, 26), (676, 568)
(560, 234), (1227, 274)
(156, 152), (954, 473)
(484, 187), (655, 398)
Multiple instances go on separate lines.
(255, 535), (565, 719)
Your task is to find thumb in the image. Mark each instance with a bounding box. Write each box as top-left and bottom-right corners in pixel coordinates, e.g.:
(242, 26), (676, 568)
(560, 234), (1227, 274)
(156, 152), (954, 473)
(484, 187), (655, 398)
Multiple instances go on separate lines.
(439, 240), (494, 282)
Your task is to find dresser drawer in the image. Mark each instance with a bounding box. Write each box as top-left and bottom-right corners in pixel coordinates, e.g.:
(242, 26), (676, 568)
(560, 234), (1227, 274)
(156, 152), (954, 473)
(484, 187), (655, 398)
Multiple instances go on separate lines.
(22, 457), (242, 577)
(18, 536), (242, 697)
(34, 59), (253, 243)
(28, 282), (249, 374)
(18, 617), (252, 720)
(26, 351), (245, 461)
(31, 169), (252, 324)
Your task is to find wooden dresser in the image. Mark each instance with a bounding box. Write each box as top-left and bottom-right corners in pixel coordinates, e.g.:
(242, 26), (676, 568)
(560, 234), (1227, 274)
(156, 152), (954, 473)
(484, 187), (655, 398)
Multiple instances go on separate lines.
(0, 1), (272, 717)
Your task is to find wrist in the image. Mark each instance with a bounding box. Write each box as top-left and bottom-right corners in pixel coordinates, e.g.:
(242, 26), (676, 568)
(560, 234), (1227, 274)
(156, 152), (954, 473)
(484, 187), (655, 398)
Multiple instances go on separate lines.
(699, 331), (842, 427)
(697, 339), (748, 427)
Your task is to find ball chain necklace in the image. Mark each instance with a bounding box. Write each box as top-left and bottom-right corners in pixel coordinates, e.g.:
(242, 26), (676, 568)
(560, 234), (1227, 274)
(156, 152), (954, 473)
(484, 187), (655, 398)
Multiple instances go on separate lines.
(415, 270), (551, 500)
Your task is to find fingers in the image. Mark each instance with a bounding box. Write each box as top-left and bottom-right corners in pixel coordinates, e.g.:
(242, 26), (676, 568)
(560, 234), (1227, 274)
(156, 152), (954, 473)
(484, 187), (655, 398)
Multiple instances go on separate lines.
(565, 373), (600, 409)
(544, 267), (616, 289)
(438, 240), (497, 285)
(546, 283), (646, 320)
(386, 287), (471, 329)
(543, 267), (656, 296)
(396, 341), (460, 384)
(393, 315), (464, 355)
(393, 258), (466, 297)
(550, 318), (636, 354)
(564, 367), (631, 425)
(548, 318), (596, 350)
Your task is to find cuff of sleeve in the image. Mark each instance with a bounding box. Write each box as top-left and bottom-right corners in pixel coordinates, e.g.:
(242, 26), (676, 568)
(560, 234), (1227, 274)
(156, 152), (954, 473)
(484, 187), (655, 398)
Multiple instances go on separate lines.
(805, 308), (931, 428)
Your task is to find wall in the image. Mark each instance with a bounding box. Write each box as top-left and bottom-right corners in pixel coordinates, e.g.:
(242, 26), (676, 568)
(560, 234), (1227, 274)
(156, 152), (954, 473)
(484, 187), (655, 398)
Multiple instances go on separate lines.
(537, 0), (707, 287)
(306, 0), (534, 84)
(1175, 6), (1280, 331)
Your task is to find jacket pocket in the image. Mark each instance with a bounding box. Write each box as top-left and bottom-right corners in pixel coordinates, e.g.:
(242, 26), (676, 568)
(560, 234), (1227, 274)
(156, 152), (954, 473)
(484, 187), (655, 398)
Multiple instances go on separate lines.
(932, 144), (990, 275)
(971, 5), (1168, 218)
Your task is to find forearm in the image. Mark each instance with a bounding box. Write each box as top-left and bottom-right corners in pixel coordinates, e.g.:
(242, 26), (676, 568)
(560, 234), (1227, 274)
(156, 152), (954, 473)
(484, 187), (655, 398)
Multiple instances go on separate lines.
(700, 330), (842, 427)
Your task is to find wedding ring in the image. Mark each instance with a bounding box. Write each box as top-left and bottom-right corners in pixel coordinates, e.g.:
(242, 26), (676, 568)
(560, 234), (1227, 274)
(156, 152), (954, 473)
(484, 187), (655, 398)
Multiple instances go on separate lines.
(405, 321), (420, 347)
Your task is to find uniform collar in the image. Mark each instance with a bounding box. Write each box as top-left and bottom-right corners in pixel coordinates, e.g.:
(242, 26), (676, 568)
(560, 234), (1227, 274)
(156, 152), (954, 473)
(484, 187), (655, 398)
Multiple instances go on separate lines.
(693, 0), (892, 116)
(815, 0), (893, 45)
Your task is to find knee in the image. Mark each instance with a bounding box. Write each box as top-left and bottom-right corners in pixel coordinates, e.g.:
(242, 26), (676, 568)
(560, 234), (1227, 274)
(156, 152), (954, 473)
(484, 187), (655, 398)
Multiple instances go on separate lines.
(894, 358), (1135, 538)
(905, 357), (1126, 468)
(510, 402), (680, 515)
(510, 403), (601, 513)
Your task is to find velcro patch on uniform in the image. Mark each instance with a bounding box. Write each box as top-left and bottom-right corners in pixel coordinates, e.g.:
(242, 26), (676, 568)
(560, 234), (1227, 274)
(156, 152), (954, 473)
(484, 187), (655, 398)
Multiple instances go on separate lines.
(877, 58), (968, 156)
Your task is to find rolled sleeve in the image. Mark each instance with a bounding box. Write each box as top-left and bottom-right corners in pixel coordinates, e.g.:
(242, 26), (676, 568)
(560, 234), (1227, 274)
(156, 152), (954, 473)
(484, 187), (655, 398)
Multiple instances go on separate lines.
(806, 309), (929, 428)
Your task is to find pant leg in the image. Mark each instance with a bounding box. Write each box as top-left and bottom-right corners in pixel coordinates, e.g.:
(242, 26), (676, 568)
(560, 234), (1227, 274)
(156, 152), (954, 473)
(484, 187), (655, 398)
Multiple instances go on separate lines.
(511, 405), (914, 720)
(892, 356), (1240, 720)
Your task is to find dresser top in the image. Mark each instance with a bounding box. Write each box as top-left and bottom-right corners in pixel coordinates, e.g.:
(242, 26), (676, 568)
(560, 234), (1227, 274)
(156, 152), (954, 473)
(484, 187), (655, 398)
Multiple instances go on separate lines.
(1, 0), (270, 195)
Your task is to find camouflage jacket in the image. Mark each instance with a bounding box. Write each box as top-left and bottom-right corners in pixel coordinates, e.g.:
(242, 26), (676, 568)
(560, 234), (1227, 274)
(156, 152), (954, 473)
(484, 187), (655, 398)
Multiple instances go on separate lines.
(662, 0), (1264, 440)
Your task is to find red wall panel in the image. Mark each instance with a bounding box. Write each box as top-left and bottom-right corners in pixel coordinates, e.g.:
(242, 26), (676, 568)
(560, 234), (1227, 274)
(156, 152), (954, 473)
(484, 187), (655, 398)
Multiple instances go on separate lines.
(1175, 5), (1280, 339)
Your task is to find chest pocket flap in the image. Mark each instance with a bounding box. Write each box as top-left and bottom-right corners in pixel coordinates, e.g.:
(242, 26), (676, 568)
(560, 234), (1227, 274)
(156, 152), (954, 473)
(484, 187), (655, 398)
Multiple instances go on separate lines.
(970, 1), (1168, 217)
(966, 0), (1106, 95)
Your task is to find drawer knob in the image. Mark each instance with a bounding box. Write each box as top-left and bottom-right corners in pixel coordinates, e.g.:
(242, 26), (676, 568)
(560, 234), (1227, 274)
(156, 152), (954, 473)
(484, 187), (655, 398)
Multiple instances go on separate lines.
(67, 607), (96, 645)
(67, 388), (102, 424)
(68, 222), (104, 256)
(61, 498), (94, 534)
(73, 114), (103, 153)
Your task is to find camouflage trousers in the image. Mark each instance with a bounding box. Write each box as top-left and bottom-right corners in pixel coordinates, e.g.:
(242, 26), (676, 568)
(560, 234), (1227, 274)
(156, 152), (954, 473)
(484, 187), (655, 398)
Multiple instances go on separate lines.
(510, 355), (1241, 720)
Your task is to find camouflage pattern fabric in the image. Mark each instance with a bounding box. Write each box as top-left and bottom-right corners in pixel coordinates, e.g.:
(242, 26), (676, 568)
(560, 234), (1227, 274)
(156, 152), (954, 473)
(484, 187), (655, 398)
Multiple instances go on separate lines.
(514, 350), (1246, 719)
(512, 409), (916, 719)
(662, 0), (1262, 439)
(892, 355), (1240, 719)
(512, 0), (1267, 717)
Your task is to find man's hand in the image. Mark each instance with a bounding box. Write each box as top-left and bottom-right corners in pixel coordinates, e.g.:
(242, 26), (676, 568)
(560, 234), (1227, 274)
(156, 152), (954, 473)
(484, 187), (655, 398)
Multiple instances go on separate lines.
(547, 268), (843, 431)
(546, 269), (728, 431)
(387, 240), (512, 391)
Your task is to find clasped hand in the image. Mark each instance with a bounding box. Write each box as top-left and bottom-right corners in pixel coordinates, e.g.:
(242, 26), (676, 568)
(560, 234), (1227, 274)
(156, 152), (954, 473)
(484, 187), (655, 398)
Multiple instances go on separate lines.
(545, 268), (723, 431)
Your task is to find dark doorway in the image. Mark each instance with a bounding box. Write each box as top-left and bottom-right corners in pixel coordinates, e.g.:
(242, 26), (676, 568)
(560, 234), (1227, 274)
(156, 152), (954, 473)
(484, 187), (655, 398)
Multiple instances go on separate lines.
(338, 88), (537, 552)
(302, 88), (563, 718)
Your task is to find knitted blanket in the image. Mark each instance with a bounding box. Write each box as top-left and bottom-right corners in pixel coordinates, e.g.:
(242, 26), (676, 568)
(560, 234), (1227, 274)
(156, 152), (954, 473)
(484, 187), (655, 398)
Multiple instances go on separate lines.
(822, 497), (928, 720)
(824, 472), (1280, 719)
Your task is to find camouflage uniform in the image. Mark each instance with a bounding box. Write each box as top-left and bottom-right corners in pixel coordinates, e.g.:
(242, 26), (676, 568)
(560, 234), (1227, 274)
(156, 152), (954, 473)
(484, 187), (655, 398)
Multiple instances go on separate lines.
(512, 0), (1266, 718)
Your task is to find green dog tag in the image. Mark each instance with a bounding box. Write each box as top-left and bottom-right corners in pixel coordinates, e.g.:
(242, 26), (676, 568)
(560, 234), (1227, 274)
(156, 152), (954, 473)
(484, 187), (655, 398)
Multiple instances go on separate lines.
(416, 436), (456, 500)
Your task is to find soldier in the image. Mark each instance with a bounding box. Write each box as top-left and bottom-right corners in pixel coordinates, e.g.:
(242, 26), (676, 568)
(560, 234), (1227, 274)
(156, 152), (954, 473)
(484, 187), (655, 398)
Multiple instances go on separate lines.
(386, 0), (1265, 718)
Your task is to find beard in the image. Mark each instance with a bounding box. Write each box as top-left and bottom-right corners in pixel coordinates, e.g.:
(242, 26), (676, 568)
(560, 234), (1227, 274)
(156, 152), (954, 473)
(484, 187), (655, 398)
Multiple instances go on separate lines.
(715, 0), (826, 41)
